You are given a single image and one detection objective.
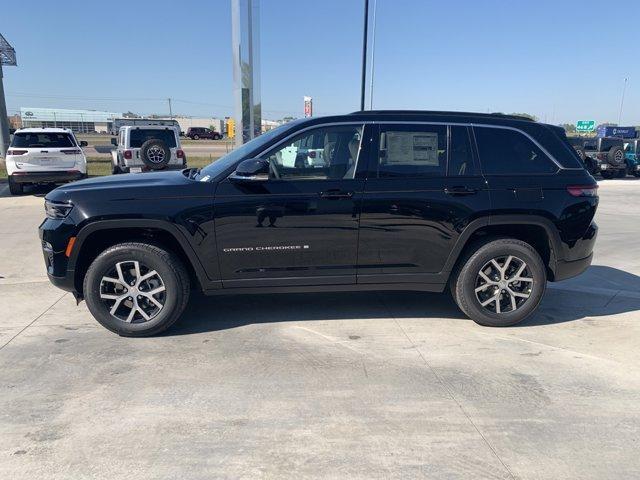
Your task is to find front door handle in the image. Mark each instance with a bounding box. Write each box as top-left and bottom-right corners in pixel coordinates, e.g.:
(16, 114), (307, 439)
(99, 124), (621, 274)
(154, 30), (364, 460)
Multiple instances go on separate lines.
(319, 189), (354, 199)
(444, 186), (478, 196)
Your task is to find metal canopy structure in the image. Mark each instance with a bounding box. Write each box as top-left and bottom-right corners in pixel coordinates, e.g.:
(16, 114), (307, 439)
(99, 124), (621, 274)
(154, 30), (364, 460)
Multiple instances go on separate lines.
(0, 33), (17, 66)
(231, 0), (261, 146)
(0, 33), (16, 158)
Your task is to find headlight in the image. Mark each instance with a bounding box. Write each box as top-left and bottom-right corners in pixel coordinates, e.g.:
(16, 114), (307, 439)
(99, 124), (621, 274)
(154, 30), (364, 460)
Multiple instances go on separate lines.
(45, 200), (73, 219)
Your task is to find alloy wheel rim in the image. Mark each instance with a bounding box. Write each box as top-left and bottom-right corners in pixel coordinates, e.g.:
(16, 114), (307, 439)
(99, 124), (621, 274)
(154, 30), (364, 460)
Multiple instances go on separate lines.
(148, 147), (165, 163)
(99, 260), (166, 323)
(474, 255), (533, 314)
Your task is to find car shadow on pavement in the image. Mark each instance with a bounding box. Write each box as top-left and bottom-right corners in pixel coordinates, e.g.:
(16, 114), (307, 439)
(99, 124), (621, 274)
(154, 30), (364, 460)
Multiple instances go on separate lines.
(165, 265), (640, 336)
(0, 182), (55, 198)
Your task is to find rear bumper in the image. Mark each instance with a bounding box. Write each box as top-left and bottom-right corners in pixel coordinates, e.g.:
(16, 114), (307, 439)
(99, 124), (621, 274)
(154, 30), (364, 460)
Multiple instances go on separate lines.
(552, 222), (597, 281)
(11, 171), (85, 184)
(553, 253), (593, 282)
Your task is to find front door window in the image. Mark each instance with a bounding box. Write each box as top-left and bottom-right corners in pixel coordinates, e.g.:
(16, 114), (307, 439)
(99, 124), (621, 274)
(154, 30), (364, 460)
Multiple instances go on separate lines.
(264, 125), (363, 180)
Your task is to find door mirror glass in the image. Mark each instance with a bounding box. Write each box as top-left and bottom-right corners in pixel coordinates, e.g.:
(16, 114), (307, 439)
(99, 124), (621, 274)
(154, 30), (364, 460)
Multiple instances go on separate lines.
(80, 140), (88, 147)
(229, 158), (270, 183)
(110, 138), (118, 146)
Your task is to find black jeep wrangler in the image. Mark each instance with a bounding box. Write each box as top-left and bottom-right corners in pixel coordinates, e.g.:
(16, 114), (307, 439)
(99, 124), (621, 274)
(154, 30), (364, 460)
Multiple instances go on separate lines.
(40, 111), (598, 336)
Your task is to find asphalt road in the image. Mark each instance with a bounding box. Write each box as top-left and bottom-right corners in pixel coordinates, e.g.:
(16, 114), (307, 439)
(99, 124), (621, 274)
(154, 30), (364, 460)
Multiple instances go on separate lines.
(0, 180), (639, 479)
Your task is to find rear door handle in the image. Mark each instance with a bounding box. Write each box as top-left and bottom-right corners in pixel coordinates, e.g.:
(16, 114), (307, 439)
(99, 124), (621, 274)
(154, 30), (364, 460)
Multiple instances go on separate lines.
(319, 189), (354, 199)
(444, 186), (478, 196)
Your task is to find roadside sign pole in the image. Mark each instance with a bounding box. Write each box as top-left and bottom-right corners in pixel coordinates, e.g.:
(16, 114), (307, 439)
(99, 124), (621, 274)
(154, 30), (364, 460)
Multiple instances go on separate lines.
(0, 62), (9, 158)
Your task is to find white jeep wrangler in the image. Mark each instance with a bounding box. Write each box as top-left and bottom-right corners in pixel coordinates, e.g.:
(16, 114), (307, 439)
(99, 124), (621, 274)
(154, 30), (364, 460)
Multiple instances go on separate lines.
(110, 125), (186, 174)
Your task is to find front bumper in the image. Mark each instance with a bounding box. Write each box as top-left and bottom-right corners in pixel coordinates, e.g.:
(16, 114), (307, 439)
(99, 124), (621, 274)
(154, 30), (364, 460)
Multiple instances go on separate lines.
(11, 170), (85, 184)
(39, 220), (79, 295)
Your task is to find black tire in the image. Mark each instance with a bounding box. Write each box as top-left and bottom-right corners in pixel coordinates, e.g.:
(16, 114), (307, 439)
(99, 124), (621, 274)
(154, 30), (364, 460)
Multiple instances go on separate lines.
(608, 147), (625, 166)
(213, 133), (221, 140)
(111, 162), (122, 175)
(193, 134), (200, 140)
(575, 147), (586, 162)
(451, 238), (546, 327)
(634, 171), (640, 178)
(616, 168), (627, 178)
(8, 176), (24, 195)
(140, 139), (171, 170)
(83, 242), (190, 337)
(585, 158), (597, 175)
(600, 170), (615, 179)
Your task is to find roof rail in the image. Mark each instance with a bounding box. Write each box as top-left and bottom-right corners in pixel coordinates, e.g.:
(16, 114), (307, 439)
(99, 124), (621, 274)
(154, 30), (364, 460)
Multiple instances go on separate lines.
(349, 110), (536, 122)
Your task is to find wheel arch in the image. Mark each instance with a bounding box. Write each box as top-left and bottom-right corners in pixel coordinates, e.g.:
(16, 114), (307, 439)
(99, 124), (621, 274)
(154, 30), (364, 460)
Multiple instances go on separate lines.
(69, 219), (210, 296)
(443, 215), (562, 282)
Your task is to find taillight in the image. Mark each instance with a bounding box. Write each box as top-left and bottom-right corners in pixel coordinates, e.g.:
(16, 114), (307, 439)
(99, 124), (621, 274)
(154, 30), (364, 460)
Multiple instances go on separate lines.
(567, 185), (599, 197)
(176, 149), (185, 159)
(308, 151), (316, 158)
(596, 153), (605, 160)
(7, 149), (27, 155)
(61, 149), (81, 155)
(123, 150), (132, 159)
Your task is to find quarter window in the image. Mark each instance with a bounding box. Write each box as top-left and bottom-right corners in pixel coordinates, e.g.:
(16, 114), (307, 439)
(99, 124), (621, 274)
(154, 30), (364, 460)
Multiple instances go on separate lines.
(475, 127), (557, 175)
(264, 125), (362, 180)
(376, 125), (447, 177)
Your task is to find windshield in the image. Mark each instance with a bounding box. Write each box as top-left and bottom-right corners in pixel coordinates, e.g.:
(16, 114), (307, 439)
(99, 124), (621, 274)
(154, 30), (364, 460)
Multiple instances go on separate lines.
(11, 132), (76, 148)
(196, 120), (305, 181)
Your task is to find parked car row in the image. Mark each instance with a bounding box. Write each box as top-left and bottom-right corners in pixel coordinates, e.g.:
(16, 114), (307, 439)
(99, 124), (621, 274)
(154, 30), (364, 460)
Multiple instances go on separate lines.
(568, 135), (640, 179)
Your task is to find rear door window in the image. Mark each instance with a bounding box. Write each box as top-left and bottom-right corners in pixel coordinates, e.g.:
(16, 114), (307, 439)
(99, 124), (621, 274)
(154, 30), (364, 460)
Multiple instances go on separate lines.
(11, 132), (76, 148)
(129, 129), (177, 148)
(376, 124), (447, 177)
(474, 127), (558, 175)
(448, 126), (476, 176)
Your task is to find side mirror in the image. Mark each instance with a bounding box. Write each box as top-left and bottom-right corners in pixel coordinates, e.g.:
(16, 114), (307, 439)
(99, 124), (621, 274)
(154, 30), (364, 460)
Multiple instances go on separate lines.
(229, 158), (270, 183)
(110, 138), (118, 146)
(80, 140), (88, 147)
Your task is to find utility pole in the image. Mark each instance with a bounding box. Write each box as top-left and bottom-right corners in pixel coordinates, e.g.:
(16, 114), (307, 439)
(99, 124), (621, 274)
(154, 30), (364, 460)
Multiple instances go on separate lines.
(360, 0), (369, 111)
(618, 77), (628, 125)
(167, 98), (173, 119)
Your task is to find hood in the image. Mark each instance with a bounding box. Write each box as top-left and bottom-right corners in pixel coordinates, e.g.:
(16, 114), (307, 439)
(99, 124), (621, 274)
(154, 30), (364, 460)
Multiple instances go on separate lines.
(45, 170), (211, 203)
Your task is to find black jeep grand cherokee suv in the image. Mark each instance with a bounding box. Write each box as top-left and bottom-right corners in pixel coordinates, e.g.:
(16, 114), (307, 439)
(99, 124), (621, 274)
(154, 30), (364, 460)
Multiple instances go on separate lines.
(40, 111), (598, 336)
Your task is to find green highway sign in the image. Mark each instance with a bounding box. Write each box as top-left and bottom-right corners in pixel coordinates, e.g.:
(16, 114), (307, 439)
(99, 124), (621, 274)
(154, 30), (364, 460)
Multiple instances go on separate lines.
(576, 120), (596, 132)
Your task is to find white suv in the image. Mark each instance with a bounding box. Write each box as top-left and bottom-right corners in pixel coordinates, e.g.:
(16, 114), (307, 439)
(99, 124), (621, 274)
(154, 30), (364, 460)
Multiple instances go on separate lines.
(110, 126), (185, 174)
(5, 128), (87, 195)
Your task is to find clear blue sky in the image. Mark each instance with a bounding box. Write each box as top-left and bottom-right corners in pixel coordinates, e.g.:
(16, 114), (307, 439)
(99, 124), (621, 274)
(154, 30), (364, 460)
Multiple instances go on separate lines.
(2, 0), (640, 124)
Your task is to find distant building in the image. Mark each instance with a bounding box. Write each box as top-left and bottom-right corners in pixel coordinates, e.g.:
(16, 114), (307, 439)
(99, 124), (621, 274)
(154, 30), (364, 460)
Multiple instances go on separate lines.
(261, 119), (282, 132)
(20, 107), (121, 133)
(8, 114), (22, 130)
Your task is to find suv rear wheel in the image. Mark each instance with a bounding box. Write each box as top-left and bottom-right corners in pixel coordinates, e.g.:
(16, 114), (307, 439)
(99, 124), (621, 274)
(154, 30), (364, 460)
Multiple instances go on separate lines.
(451, 238), (546, 327)
(83, 242), (190, 336)
(8, 176), (24, 195)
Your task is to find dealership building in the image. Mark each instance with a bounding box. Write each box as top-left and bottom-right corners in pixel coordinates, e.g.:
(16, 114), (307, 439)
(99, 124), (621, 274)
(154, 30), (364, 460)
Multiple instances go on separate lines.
(20, 107), (121, 133)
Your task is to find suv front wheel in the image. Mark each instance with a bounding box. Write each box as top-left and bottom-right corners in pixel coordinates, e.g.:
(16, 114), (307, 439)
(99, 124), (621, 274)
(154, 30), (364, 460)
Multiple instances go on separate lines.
(84, 242), (190, 336)
(451, 238), (546, 327)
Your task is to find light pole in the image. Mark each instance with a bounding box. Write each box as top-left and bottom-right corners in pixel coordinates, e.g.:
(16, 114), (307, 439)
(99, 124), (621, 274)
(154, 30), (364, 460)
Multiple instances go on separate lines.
(360, 0), (369, 111)
(618, 77), (628, 125)
(368, 0), (378, 110)
(0, 33), (17, 159)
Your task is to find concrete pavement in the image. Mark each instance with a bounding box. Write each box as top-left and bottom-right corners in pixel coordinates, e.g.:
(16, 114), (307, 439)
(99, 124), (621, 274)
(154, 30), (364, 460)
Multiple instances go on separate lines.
(0, 181), (639, 479)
